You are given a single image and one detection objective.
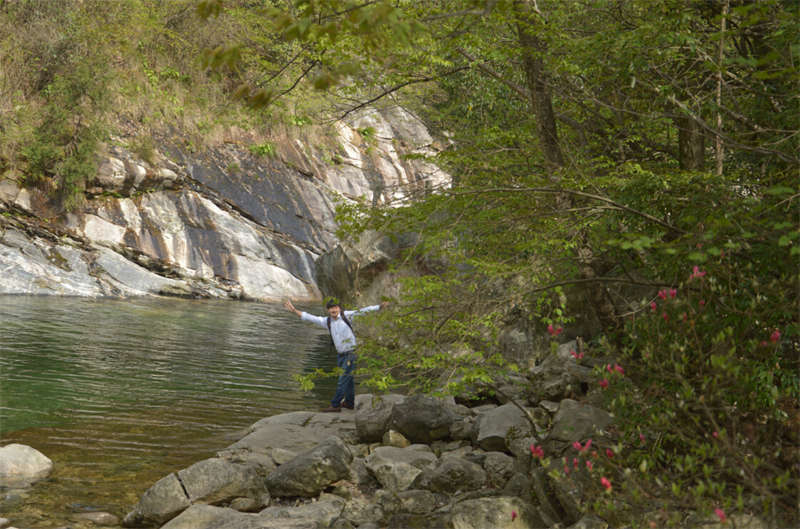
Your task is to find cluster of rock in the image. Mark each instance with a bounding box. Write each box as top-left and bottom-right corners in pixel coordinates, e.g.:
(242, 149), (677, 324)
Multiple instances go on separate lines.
(120, 383), (614, 529)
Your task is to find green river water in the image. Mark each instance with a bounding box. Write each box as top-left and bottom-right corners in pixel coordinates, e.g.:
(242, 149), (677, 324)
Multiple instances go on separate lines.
(0, 296), (339, 528)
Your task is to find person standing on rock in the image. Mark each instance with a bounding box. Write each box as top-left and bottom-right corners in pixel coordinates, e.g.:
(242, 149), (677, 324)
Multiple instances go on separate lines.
(284, 298), (388, 412)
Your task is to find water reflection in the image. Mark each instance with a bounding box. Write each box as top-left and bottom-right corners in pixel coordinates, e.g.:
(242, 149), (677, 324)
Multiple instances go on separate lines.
(0, 295), (338, 526)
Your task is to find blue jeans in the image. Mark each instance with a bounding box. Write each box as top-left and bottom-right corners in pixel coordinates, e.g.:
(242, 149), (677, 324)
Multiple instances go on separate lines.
(331, 351), (356, 408)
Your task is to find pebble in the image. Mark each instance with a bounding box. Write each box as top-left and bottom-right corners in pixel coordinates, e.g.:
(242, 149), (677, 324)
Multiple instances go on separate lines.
(74, 511), (120, 526)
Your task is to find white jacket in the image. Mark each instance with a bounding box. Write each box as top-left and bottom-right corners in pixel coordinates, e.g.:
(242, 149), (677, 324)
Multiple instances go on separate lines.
(300, 305), (380, 353)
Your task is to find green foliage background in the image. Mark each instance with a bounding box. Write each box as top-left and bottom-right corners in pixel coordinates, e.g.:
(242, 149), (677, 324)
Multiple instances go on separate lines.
(1, 0), (797, 525)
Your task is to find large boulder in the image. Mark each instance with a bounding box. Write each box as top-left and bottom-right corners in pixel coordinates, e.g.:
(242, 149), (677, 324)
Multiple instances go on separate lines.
(364, 446), (437, 492)
(528, 346), (595, 403)
(472, 403), (535, 452)
(123, 457), (271, 527)
(483, 451), (517, 489)
(412, 456), (487, 493)
(0, 444), (53, 488)
(160, 496), (345, 529)
(123, 472), (191, 527)
(221, 411), (355, 465)
(450, 496), (546, 529)
(355, 393), (406, 443)
(265, 436), (352, 498)
(545, 399), (613, 453)
(257, 493), (345, 527)
(177, 457), (269, 506)
(391, 394), (457, 444)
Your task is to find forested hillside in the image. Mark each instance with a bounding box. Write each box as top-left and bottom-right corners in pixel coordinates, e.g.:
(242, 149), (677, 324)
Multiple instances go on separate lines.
(1, 0), (797, 526)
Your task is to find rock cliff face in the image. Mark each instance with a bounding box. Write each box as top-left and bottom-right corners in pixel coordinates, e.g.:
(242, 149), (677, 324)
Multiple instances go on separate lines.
(0, 106), (447, 300)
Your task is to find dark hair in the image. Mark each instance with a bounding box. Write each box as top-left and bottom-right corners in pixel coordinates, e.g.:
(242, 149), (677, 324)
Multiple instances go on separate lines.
(325, 299), (340, 309)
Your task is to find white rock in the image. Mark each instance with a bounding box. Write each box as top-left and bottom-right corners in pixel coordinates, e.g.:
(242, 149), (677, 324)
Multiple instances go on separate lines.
(96, 157), (127, 189)
(0, 444), (53, 487)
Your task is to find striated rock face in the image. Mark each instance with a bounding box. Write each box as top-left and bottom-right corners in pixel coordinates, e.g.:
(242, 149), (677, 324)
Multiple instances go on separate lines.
(0, 106), (448, 300)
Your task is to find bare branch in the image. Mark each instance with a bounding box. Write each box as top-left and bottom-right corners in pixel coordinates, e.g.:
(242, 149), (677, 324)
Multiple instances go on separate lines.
(336, 66), (470, 121)
(449, 186), (687, 235)
(457, 48), (529, 101)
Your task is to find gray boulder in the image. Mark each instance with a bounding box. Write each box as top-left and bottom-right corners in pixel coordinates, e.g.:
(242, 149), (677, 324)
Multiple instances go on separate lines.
(341, 497), (384, 525)
(74, 512), (120, 526)
(528, 351), (595, 403)
(123, 457), (270, 527)
(265, 436), (352, 498)
(364, 446), (437, 492)
(258, 493), (345, 528)
(221, 411), (355, 465)
(355, 393), (406, 443)
(545, 399), (613, 453)
(123, 473), (191, 527)
(412, 456), (487, 493)
(397, 489), (445, 514)
(391, 394), (457, 444)
(450, 496), (546, 529)
(472, 403), (535, 452)
(177, 457), (269, 505)
(483, 451), (516, 489)
(160, 500), (342, 529)
(159, 504), (241, 529)
(0, 444), (53, 488)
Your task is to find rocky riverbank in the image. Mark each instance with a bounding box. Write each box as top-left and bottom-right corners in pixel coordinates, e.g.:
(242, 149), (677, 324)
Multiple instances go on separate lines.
(108, 340), (613, 529)
(1, 339), (764, 529)
(119, 391), (613, 529)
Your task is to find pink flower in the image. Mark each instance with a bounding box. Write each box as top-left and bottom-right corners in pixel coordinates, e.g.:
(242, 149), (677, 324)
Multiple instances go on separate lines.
(639, 433), (646, 443)
(564, 465), (570, 475)
(599, 379), (609, 389)
(606, 364), (613, 373)
(601, 476), (612, 491)
(572, 441), (583, 451)
(670, 288), (677, 298)
(770, 329), (781, 343)
(712, 431), (719, 438)
(658, 290), (667, 300)
(530, 444), (544, 459)
(573, 457), (579, 469)
(570, 349), (584, 360)
(586, 460), (593, 471)
(662, 312), (669, 322)
(583, 438), (593, 452)
(690, 265), (707, 280)
(714, 508), (727, 524)
(511, 510), (518, 522)
(547, 324), (563, 336)
(699, 300), (705, 307)
(682, 313), (688, 322)
(605, 448), (614, 459)
(614, 364), (625, 375)
(650, 301), (657, 312)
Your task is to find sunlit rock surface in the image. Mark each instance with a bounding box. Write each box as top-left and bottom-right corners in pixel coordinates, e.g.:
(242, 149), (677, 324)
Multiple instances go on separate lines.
(0, 106), (448, 300)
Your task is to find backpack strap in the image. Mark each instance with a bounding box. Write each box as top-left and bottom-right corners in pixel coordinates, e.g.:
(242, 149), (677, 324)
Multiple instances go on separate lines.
(326, 313), (354, 334)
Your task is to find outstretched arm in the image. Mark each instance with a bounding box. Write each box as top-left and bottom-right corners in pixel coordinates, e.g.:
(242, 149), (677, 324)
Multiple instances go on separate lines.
(284, 299), (302, 317)
(346, 300), (390, 319)
(285, 299), (328, 328)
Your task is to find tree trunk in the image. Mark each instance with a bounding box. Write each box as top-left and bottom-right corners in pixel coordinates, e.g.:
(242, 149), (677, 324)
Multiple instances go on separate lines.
(515, 3), (564, 170)
(677, 115), (705, 171)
